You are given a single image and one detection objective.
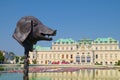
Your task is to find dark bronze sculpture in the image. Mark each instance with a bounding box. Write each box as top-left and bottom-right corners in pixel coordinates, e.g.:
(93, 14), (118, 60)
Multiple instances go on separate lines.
(12, 16), (56, 80)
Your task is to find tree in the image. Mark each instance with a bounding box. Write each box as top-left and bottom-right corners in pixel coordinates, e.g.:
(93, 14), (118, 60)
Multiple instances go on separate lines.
(19, 56), (25, 64)
(0, 51), (5, 64)
(15, 56), (19, 63)
(20, 56), (25, 61)
(117, 60), (120, 65)
(115, 60), (120, 66)
(9, 52), (15, 60)
(32, 59), (37, 64)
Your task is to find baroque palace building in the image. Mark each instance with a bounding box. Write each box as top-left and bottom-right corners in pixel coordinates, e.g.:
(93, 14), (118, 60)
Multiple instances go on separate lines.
(29, 37), (120, 65)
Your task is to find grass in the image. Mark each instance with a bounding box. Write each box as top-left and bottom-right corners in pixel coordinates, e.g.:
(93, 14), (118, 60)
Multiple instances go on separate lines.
(0, 67), (4, 71)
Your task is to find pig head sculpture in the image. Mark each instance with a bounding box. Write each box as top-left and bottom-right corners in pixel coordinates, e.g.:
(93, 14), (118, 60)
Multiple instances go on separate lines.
(13, 16), (56, 51)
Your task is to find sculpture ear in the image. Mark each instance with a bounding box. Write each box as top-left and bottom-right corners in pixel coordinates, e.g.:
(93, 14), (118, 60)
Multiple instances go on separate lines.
(12, 19), (32, 45)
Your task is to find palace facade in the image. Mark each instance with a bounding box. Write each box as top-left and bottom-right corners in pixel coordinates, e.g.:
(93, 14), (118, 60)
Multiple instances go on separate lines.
(29, 37), (120, 65)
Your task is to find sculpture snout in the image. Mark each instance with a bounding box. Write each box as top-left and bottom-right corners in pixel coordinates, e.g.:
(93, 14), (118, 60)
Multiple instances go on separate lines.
(48, 30), (57, 36)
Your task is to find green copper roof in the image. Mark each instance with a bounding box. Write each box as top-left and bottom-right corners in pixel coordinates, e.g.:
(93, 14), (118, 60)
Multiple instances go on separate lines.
(55, 38), (75, 43)
(78, 38), (93, 44)
(94, 37), (117, 43)
(33, 45), (51, 51)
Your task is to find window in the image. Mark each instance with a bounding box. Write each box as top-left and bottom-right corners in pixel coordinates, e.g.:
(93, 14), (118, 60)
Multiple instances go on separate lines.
(58, 47), (60, 50)
(105, 41), (107, 43)
(76, 55), (80, 63)
(100, 54), (103, 58)
(66, 42), (68, 44)
(53, 54), (55, 58)
(58, 54), (60, 58)
(62, 54), (64, 59)
(110, 54), (112, 58)
(41, 61), (43, 64)
(100, 47), (102, 50)
(110, 41), (112, 43)
(41, 54), (43, 59)
(115, 47), (117, 50)
(81, 55), (85, 63)
(66, 47), (68, 50)
(62, 47), (64, 50)
(55, 54), (57, 58)
(82, 53), (84, 54)
(105, 47), (107, 50)
(66, 54), (68, 59)
(114, 41), (117, 43)
(45, 60), (47, 64)
(105, 54), (107, 58)
(110, 47), (112, 50)
(84, 43), (86, 45)
(77, 45), (79, 49)
(45, 54), (47, 58)
(96, 54), (98, 59)
(105, 62), (108, 65)
(115, 54), (117, 58)
(33, 56), (34, 58)
(96, 47), (98, 50)
(37, 54), (39, 57)
(110, 62), (112, 65)
(87, 55), (91, 63)
(37, 55), (39, 59)
(95, 41), (98, 43)
(70, 60), (73, 63)
(49, 54), (51, 58)
(71, 54), (73, 59)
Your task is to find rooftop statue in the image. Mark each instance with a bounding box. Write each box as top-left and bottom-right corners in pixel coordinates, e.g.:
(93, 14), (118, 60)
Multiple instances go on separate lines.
(12, 16), (56, 80)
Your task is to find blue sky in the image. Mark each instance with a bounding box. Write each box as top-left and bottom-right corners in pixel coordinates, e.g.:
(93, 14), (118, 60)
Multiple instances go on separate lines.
(0, 0), (120, 56)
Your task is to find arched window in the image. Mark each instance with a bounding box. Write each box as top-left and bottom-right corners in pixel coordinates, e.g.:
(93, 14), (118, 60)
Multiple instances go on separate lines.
(76, 55), (80, 63)
(81, 55), (85, 63)
(87, 55), (91, 63)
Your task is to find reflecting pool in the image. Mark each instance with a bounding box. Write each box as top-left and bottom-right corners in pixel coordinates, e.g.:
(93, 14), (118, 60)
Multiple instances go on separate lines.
(0, 68), (120, 80)
(0, 73), (23, 80)
(29, 69), (120, 80)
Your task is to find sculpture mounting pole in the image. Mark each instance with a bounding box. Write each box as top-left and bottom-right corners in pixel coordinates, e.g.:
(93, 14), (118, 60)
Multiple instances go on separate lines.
(23, 48), (29, 80)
